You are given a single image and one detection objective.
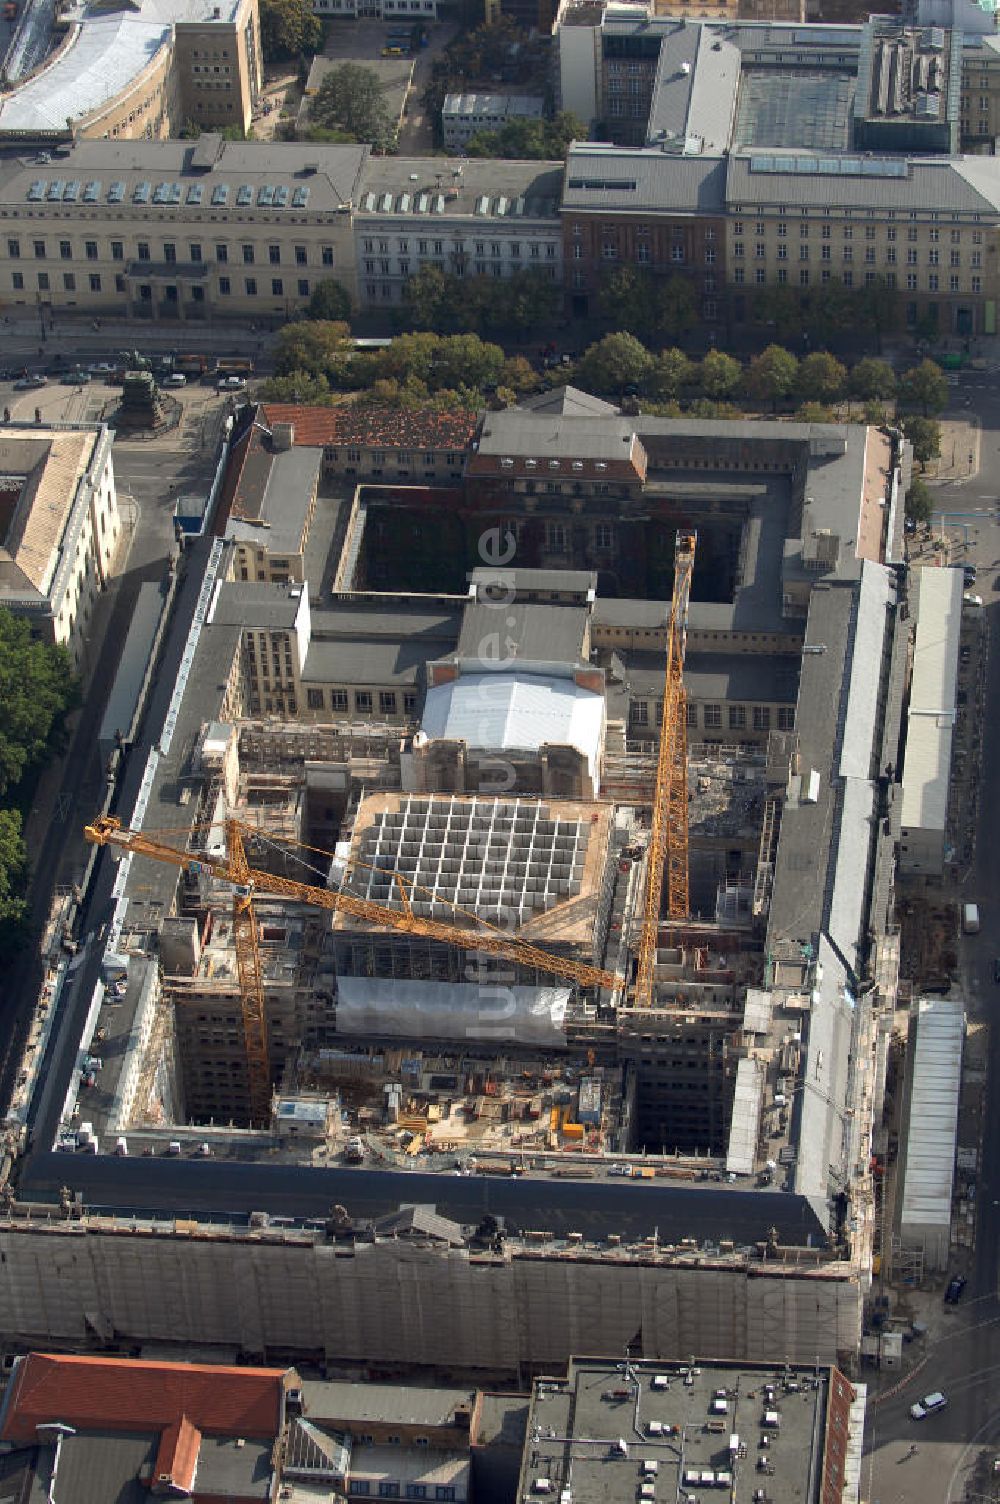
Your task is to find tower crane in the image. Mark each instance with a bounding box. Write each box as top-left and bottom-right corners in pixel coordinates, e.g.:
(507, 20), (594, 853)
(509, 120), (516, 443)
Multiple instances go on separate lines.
(84, 816), (624, 1124)
(634, 529), (696, 1010)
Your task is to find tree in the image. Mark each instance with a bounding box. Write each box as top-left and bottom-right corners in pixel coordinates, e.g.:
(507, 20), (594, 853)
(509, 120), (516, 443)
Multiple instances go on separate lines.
(259, 0), (321, 62)
(306, 278), (352, 322)
(651, 347), (693, 401)
(0, 808), (27, 926)
(430, 333), (506, 392)
(499, 356), (540, 394)
(259, 371), (332, 404)
(905, 476), (934, 524)
(651, 275), (697, 344)
(899, 359), (949, 416)
(0, 609), (79, 798)
(796, 401), (835, 425)
(903, 415), (942, 467)
(796, 351), (847, 405)
(857, 276), (900, 351)
(752, 285), (803, 341)
(474, 269), (561, 340)
(745, 344), (798, 410)
(597, 267), (651, 337)
(697, 349), (741, 400)
(401, 265), (453, 332)
(849, 357), (896, 402)
(576, 332), (654, 395)
(804, 279), (854, 346)
(274, 320), (351, 377)
(309, 63), (394, 148)
(464, 111), (583, 160)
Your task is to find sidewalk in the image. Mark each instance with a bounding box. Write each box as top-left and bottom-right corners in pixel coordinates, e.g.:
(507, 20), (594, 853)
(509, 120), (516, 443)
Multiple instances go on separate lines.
(924, 414), (982, 483)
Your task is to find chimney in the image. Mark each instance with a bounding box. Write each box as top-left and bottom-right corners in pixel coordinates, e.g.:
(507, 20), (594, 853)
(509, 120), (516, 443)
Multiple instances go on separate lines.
(272, 422), (294, 451)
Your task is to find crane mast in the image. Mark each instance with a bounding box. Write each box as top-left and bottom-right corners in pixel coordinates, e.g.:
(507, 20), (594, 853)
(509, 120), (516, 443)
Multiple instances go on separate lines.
(634, 529), (696, 1009)
(84, 815), (624, 1119)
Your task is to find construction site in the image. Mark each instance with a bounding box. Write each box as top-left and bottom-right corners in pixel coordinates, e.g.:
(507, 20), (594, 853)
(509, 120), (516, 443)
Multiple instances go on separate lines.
(3, 399), (914, 1371)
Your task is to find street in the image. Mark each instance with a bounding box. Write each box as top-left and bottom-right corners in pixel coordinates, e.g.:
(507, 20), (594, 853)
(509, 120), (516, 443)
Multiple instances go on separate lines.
(865, 367), (1000, 1503)
(0, 373), (227, 1113)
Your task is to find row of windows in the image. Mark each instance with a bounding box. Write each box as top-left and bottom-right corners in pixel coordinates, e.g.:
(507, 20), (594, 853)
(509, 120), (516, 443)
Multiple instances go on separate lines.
(303, 687), (418, 716)
(8, 235), (332, 266)
(731, 267), (982, 295)
(730, 205), (983, 224)
(632, 701), (792, 731)
(14, 270), (313, 299)
(349, 1486), (456, 1501)
(733, 221), (982, 243)
(362, 237), (555, 260)
(735, 241), (982, 268)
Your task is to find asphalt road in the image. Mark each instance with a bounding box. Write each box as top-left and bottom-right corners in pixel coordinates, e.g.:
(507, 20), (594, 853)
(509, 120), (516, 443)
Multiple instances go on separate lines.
(864, 369), (1000, 1502)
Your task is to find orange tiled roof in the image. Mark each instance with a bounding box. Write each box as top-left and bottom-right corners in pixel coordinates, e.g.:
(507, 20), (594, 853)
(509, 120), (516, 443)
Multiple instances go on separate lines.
(0, 1354), (288, 1445)
(261, 402), (480, 453)
(154, 1415), (202, 1492)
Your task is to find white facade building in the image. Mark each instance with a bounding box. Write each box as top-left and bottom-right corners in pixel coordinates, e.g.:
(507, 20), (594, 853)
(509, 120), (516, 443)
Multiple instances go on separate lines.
(352, 156), (563, 308)
(0, 422), (120, 669)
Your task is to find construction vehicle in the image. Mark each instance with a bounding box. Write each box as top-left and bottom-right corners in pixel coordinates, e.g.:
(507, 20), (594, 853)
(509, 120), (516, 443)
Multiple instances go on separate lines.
(634, 529), (696, 1009)
(84, 815), (623, 1127)
(175, 353), (208, 378)
(214, 356), (254, 379)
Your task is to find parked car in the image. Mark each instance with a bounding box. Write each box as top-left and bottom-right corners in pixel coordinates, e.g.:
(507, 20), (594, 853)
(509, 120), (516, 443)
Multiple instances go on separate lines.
(910, 1392), (948, 1420)
(944, 1274), (967, 1303)
(164, 372), (187, 387)
(13, 374), (46, 390)
(963, 564), (977, 586)
(217, 374), (246, 391)
(62, 369), (91, 385)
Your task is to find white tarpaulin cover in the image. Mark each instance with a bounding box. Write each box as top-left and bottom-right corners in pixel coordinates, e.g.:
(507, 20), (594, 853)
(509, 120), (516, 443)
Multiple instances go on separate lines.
(335, 977), (570, 1048)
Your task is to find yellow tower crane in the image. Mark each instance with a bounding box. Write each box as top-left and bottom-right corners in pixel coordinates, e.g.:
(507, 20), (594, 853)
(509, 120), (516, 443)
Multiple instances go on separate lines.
(84, 815), (623, 1125)
(634, 529), (697, 1010)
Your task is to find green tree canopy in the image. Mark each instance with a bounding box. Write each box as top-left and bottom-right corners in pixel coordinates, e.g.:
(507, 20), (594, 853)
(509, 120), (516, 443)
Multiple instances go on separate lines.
(464, 112), (583, 160)
(597, 269), (695, 345)
(650, 347), (693, 401)
(857, 276), (900, 348)
(259, 370), (333, 404)
(697, 349), (741, 400)
(309, 63), (394, 148)
(752, 285), (803, 342)
(903, 415), (942, 466)
(274, 320), (351, 377)
(306, 278), (352, 322)
(744, 344), (798, 409)
(796, 351), (847, 405)
(401, 265), (452, 331)
(0, 808), (27, 926)
(0, 608), (79, 797)
(848, 357), (896, 401)
(576, 332), (654, 394)
(905, 476), (934, 523)
(259, 0), (321, 61)
(899, 359), (950, 416)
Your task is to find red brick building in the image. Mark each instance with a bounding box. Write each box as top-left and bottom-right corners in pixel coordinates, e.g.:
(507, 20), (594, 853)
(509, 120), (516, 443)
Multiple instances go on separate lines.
(561, 148), (728, 325)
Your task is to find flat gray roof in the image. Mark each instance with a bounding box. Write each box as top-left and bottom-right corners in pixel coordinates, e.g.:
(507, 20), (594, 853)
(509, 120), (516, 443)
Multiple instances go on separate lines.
(524, 1357), (838, 1504)
(354, 158), (563, 221)
(562, 145), (727, 216)
(302, 1379), (474, 1427)
(456, 601), (589, 668)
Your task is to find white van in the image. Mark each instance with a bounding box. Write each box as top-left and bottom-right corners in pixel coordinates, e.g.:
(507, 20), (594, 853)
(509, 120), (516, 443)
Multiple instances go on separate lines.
(963, 903), (981, 934)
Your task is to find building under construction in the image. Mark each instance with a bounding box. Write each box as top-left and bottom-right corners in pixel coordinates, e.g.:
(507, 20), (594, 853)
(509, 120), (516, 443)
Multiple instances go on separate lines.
(7, 397), (911, 1373)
